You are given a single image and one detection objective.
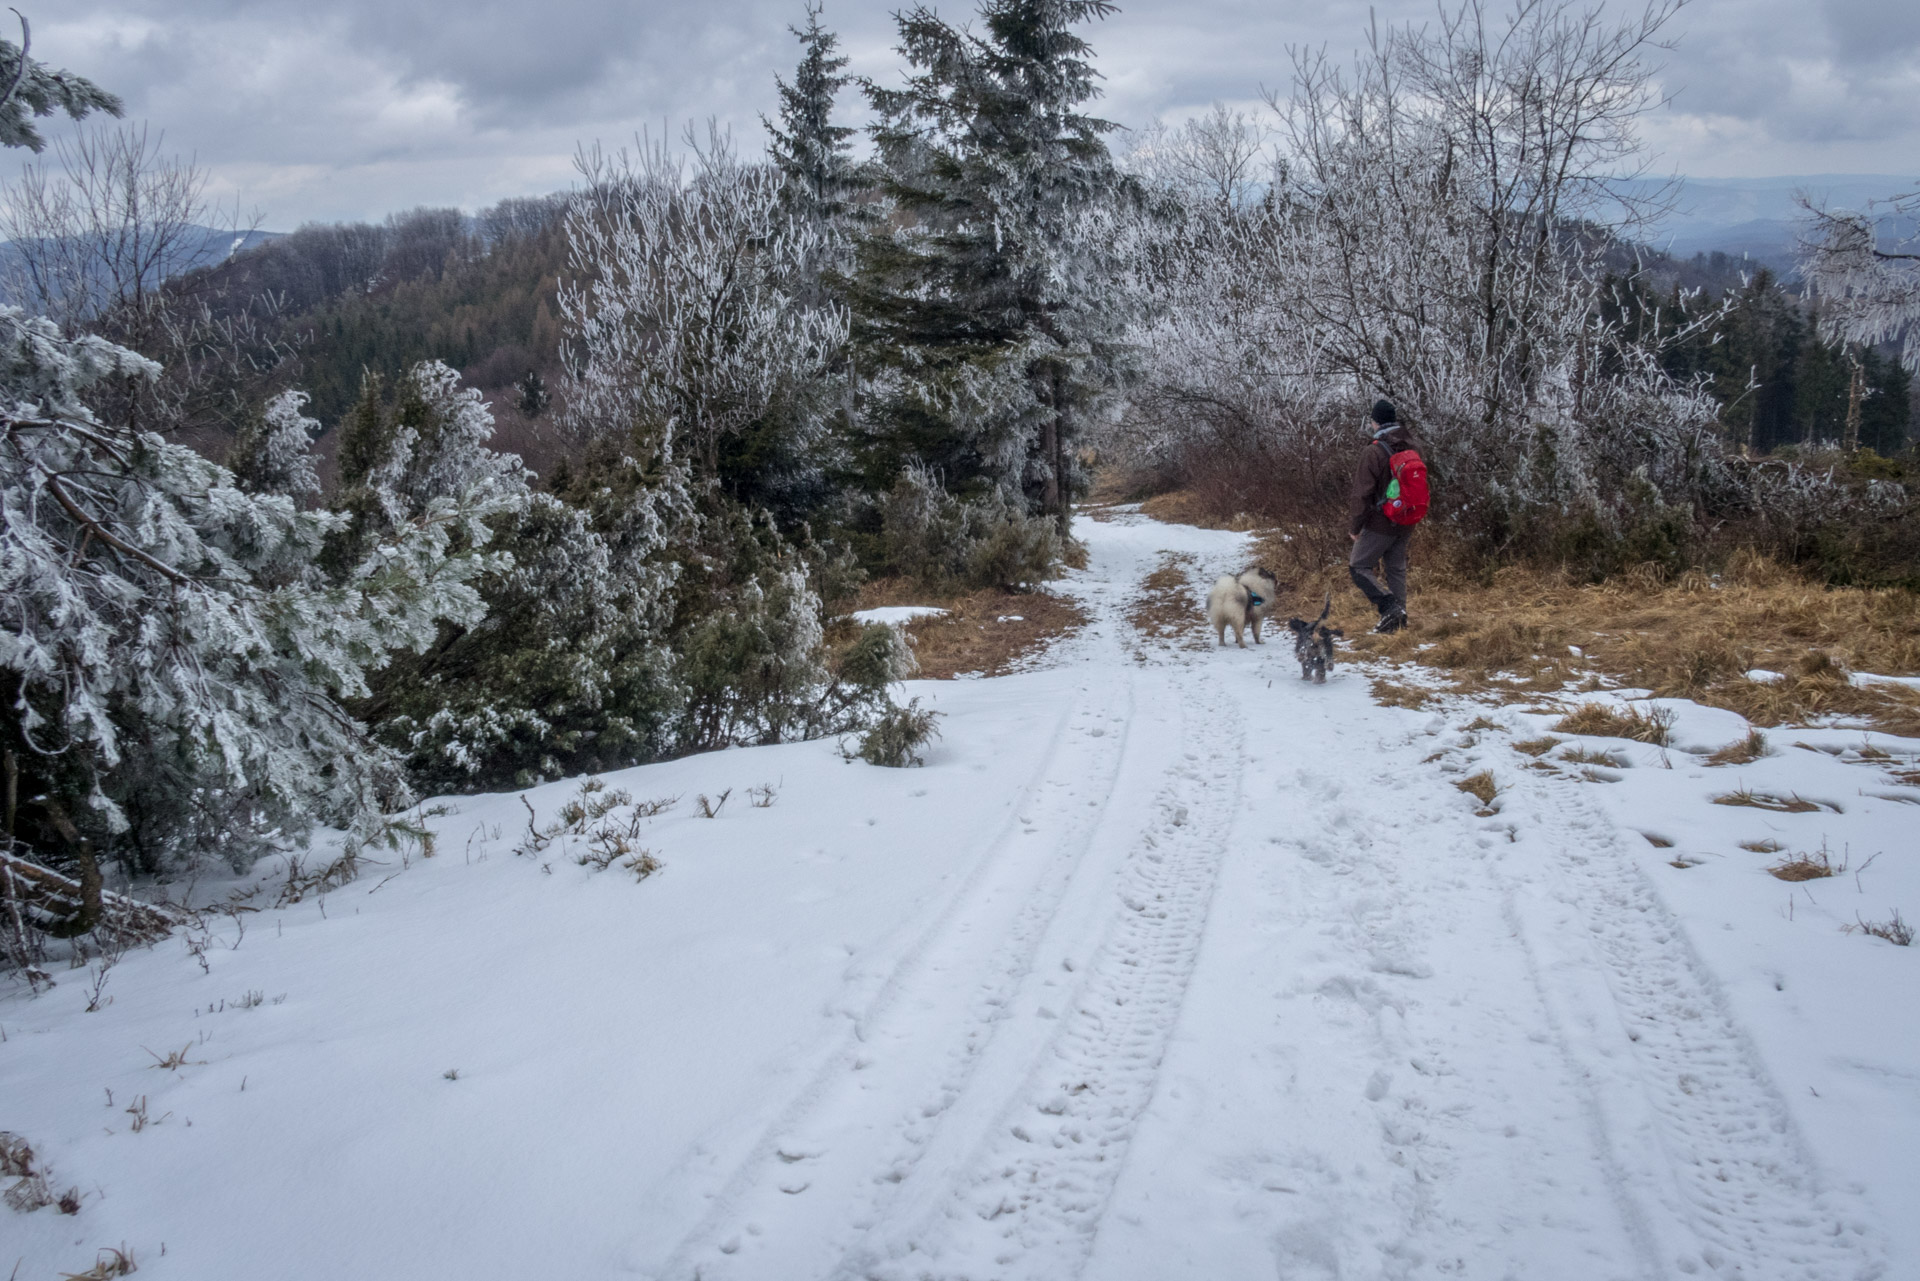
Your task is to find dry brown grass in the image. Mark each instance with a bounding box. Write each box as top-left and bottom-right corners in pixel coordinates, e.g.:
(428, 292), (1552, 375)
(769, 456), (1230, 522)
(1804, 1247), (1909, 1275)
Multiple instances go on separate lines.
(1138, 489), (1271, 532)
(1768, 844), (1846, 881)
(1642, 833), (1675, 847)
(60, 1246), (137, 1279)
(1712, 787), (1825, 813)
(1740, 838), (1786, 853)
(1126, 552), (1212, 655)
(1553, 703), (1674, 745)
(847, 578), (1090, 680)
(1237, 531), (1920, 737)
(1706, 729), (1771, 766)
(1456, 771), (1499, 807)
(1559, 745), (1625, 766)
(1513, 736), (1561, 757)
(1371, 677), (1436, 710)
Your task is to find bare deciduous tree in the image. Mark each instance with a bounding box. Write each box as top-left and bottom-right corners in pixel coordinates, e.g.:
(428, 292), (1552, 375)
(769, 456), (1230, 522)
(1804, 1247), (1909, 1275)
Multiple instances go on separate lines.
(560, 123), (847, 482)
(0, 124), (290, 443)
(0, 124), (237, 337)
(1109, 0), (1728, 559)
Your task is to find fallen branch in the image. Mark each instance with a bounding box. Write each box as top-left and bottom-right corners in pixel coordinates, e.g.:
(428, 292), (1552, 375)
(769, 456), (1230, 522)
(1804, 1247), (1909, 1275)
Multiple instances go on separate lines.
(0, 850), (179, 949)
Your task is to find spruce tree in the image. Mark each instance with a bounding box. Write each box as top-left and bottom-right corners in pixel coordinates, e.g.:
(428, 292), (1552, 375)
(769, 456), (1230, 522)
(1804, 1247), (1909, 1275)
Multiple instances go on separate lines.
(515, 369), (550, 419)
(850, 0), (1128, 528)
(764, 2), (860, 223)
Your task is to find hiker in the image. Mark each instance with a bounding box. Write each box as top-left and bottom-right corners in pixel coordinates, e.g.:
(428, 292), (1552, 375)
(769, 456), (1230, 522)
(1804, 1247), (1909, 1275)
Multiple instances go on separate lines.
(1347, 399), (1428, 634)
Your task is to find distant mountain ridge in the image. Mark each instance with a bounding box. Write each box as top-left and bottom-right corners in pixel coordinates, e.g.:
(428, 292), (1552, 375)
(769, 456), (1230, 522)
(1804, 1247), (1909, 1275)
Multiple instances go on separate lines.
(1626, 174), (1917, 273)
(0, 225), (282, 308)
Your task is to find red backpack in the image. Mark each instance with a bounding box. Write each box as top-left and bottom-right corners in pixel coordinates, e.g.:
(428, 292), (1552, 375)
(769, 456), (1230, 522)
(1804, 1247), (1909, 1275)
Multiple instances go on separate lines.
(1379, 443), (1429, 526)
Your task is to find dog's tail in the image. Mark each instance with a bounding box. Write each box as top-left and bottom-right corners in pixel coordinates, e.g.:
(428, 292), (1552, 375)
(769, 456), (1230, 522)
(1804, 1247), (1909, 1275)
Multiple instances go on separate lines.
(1313, 593), (1331, 627)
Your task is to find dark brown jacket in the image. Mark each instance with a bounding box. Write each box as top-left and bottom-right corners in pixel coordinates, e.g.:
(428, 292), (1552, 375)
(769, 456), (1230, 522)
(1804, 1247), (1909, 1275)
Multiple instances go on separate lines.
(1348, 425), (1415, 536)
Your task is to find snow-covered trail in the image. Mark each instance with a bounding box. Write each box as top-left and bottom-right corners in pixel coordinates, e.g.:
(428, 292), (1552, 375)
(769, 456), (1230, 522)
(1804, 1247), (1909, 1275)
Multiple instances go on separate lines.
(636, 511), (1885, 1281)
(4, 508), (1903, 1281)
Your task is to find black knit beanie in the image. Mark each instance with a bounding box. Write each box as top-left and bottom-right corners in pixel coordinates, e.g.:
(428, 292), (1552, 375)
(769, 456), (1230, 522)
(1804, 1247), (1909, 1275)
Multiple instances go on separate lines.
(1370, 399), (1397, 425)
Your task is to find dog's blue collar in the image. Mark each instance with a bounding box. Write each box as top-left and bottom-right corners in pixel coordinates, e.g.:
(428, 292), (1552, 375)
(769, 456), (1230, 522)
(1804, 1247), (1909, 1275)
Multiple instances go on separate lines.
(1247, 590), (1265, 608)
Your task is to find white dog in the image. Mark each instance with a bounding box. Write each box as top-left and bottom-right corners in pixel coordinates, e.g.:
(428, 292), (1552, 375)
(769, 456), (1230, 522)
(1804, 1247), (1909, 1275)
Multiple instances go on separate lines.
(1207, 568), (1281, 648)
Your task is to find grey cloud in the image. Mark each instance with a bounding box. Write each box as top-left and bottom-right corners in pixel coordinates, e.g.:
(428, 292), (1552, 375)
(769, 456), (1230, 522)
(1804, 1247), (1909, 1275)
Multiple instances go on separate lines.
(9, 0), (1919, 224)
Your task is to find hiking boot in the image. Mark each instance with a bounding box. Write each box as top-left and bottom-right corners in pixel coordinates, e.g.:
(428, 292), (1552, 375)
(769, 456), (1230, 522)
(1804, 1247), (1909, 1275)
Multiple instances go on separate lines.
(1373, 605), (1407, 635)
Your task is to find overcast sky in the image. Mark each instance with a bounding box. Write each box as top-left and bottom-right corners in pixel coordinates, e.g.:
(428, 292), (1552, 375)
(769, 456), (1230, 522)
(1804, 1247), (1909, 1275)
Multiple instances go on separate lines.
(15, 0), (1920, 227)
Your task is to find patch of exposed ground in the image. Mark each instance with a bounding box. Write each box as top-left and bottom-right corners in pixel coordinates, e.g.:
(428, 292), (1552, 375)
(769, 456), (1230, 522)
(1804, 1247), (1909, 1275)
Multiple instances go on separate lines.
(1126, 552), (1211, 658)
(841, 577), (1089, 680)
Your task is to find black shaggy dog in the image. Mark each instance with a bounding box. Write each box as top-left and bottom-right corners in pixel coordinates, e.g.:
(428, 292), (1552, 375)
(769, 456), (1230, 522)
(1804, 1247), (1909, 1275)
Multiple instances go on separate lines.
(1286, 595), (1342, 684)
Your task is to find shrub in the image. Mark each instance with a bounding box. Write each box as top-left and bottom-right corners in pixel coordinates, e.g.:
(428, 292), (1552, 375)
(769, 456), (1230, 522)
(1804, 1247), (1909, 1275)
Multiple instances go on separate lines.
(879, 466), (1060, 590)
(1847, 911), (1913, 947)
(851, 699), (943, 767)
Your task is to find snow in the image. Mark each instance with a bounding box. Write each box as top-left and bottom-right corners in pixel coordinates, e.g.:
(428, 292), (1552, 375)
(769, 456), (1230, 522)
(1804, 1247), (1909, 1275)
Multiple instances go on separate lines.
(852, 605), (950, 626)
(5, 507), (1914, 1281)
(1854, 672), (1920, 691)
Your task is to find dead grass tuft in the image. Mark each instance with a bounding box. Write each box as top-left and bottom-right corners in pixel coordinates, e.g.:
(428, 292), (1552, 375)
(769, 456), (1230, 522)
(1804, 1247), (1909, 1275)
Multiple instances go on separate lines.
(1706, 730), (1770, 766)
(1643, 833), (1675, 847)
(1553, 702), (1674, 745)
(1713, 787), (1824, 813)
(1559, 746), (1624, 766)
(1768, 843), (1846, 881)
(1463, 717), (1503, 732)
(143, 1044), (198, 1072)
(1513, 736), (1561, 757)
(1455, 771), (1499, 807)
(1740, 838), (1786, 853)
(61, 1246), (137, 1279)
(61, 1252), (137, 1281)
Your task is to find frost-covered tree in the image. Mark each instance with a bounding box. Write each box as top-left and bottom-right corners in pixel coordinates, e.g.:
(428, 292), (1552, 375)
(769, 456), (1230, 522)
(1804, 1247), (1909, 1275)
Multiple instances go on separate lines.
(346, 365), (684, 791)
(1803, 189), (1920, 370)
(0, 17), (123, 153)
(765, 2), (862, 224)
(0, 310), (502, 919)
(515, 369), (550, 419)
(1124, 105), (1272, 214)
(850, 0), (1129, 528)
(227, 389), (321, 499)
(561, 125), (847, 520)
(1108, 0), (1731, 561)
(673, 501), (912, 750)
(1260, 0), (1693, 489)
(327, 360), (528, 573)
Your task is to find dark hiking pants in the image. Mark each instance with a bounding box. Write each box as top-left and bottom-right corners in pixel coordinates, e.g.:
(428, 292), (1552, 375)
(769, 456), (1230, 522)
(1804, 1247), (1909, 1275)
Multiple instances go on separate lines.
(1349, 527), (1411, 613)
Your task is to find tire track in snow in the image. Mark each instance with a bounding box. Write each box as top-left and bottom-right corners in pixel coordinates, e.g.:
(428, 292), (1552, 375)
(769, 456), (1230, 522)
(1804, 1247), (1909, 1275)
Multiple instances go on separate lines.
(646, 677), (1144, 1280)
(846, 666), (1245, 1281)
(1505, 777), (1886, 1280)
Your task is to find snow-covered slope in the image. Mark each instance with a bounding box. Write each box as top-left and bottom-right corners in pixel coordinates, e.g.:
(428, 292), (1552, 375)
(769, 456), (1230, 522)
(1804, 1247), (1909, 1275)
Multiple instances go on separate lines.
(4, 510), (1912, 1280)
